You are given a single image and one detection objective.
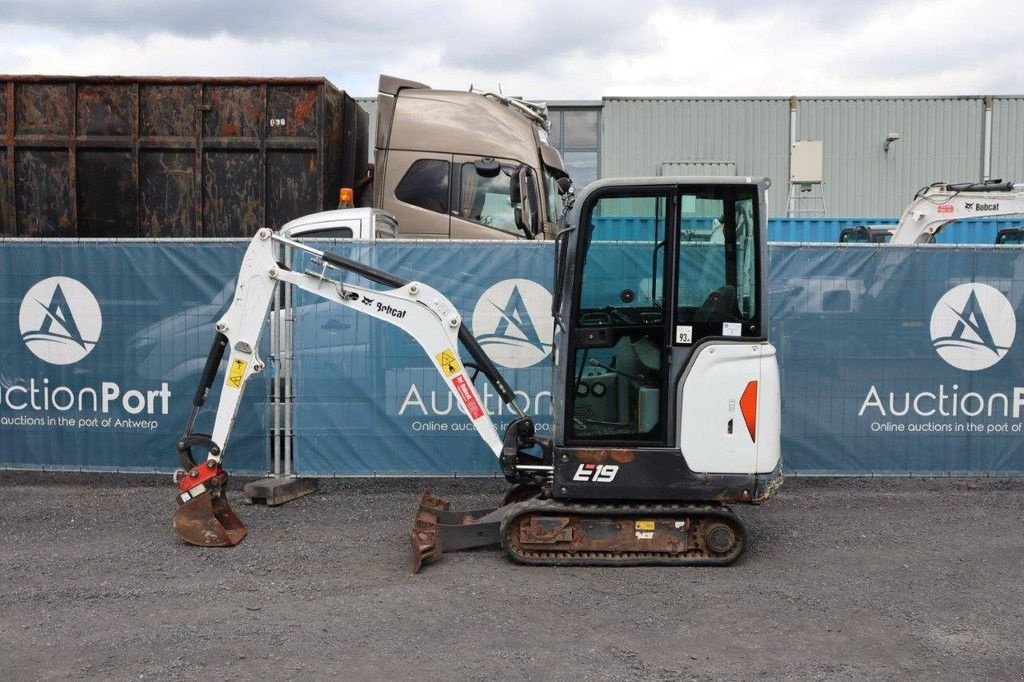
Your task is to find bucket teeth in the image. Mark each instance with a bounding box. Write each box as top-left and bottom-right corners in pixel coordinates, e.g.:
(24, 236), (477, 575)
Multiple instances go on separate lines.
(409, 491), (448, 573)
(172, 475), (247, 547)
(418, 492), (451, 514)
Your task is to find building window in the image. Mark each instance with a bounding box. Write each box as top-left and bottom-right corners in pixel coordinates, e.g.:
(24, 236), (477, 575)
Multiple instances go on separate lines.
(547, 106), (601, 188)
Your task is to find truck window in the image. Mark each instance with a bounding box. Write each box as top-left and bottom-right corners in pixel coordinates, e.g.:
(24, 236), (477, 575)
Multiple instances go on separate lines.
(298, 227), (354, 239)
(456, 163), (518, 235)
(543, 168), (562, 220)
(395, 159), (450, 214)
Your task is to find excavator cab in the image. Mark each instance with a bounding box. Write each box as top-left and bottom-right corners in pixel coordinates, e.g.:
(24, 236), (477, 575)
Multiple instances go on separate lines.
(548, 178), (779, 502)
(415, 177), (782, 569)
(996, 228), (1024, 245)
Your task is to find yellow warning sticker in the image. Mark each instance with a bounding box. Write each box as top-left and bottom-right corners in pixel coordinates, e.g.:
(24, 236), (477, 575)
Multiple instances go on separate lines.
(435, 349), (461, 377)
(635, 520), (656, 532)
(226, 359), (247, 389)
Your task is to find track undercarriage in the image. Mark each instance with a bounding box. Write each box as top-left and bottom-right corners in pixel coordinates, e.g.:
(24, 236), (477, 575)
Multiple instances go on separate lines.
(410, 490), (746, 573)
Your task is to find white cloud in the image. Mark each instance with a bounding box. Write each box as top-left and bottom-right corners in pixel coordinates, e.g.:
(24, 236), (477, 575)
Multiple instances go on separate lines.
(0, 0), (1021, 97)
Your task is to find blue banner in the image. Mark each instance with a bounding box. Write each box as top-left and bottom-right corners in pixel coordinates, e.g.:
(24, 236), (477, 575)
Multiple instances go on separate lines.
(771, 244), (1024, 473)
(0, 241), (267, 473)
(289, 241), (552, 475)
(1, 239), (1022, 475)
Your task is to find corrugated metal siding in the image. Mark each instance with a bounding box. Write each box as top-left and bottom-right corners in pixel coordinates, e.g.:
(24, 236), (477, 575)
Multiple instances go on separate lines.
(660, 160), (737, 176)
(796, 98), (984, 216)
(357, 97), (376, 162)
(991, 97), (1024, 183)
(601, 98), (790, 215)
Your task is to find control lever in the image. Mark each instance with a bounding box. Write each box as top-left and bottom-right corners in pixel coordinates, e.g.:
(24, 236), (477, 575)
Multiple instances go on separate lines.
(588, 358), (644, 383)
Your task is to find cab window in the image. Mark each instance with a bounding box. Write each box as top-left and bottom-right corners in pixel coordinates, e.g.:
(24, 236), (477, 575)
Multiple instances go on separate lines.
(301, 226), (353, 239)
(456, 163), (517, 235)
(676, 188), (759, 335)
(395, 159), (450, 214)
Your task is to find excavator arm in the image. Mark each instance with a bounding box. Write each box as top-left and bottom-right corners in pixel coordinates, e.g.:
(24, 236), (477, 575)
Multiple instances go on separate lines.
(890, 180), (1024, 244)
(172, 228), (546, 548)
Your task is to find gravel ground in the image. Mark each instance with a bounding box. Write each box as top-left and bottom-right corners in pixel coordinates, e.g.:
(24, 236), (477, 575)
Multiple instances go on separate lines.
(1, 472), (1022, 680)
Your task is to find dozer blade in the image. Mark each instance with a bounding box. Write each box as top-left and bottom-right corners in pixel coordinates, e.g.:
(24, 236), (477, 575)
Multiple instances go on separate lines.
(409, 491), (513, 573)
(173, 475), (247, 547)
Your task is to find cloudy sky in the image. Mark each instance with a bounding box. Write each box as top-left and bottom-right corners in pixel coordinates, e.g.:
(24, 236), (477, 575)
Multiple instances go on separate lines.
(1, 0), (1022, 98)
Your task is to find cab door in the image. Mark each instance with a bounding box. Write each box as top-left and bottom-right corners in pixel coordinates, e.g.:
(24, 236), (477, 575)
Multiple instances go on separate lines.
(566, 190), (672, 446)
(380, 150), (451, 239)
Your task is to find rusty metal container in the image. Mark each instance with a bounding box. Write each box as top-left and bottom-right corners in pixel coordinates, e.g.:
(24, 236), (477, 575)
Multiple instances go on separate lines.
(0, 76), (368, 237)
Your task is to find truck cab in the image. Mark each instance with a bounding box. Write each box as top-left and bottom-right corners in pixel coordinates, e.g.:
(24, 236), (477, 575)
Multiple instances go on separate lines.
(279, 207), (398, 241)
(373, 75), (570, 240)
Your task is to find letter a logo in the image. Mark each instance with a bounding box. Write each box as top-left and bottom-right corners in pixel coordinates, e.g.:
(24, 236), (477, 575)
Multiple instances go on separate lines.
(472, 279), (553, 369)
(930, 283), (1015, 371)
(19, 277), (103, 365)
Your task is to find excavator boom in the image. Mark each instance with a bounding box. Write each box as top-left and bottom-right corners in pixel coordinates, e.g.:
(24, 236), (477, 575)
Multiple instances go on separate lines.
(890, 180), (1024, 244)
(173, 228), (544, 548)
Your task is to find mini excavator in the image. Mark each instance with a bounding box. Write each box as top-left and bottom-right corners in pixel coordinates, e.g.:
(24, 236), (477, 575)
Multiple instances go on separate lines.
(172, 176), (783, 571)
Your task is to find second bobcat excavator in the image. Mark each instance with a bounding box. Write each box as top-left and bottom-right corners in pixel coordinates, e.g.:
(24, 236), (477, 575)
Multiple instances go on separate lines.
(172, 175), (783, 571)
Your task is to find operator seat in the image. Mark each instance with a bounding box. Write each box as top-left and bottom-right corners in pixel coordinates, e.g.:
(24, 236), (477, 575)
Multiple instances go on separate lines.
(694, 285), (738, 324)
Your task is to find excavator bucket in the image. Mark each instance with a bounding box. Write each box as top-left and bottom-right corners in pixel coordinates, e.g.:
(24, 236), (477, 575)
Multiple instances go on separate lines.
(172, 474), (247, 547)
(410, 492), (446, 573)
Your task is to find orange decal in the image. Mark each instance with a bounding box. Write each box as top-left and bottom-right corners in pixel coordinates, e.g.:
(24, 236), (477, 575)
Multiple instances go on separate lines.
(739, 381), (758, 442)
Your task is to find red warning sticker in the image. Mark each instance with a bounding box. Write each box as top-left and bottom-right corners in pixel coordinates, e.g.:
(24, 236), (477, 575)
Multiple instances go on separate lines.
(938, 204), (954, 213)
(452, 375), (484, 420)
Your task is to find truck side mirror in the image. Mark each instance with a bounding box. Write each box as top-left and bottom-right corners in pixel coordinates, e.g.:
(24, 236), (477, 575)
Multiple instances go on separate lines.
(511, 165), (539, 238)
(509, 166), (523, 204)
(474, 157), (501, 178)
(512, 164), (544, 237)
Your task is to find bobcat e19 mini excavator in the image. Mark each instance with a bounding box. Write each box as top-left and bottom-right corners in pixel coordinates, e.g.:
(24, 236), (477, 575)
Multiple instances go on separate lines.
(172, 176), (783, 571)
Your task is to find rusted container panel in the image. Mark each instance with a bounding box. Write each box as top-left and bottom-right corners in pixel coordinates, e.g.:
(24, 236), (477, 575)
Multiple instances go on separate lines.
(15, 149), (73, 236)
(140, 151), (195, 237)
(203, 85), (262, 139)
(140, 84), (198, 137)
(203, 151), (263, 237)
(267, 151), (318, 230)
(0, 148), (12, 237)
(1, 84), (11, 236)
(1, 76), (368, 237)
(0, 89), (7, 133)
(78, 83), (133, 136)
(77, 150), (135, 237)
(268, 85), (319, 138)
(15, 83), (72, 136)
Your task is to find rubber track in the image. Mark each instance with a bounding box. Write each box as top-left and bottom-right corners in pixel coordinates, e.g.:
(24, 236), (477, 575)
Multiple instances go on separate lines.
(501, 499), (746, 567)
